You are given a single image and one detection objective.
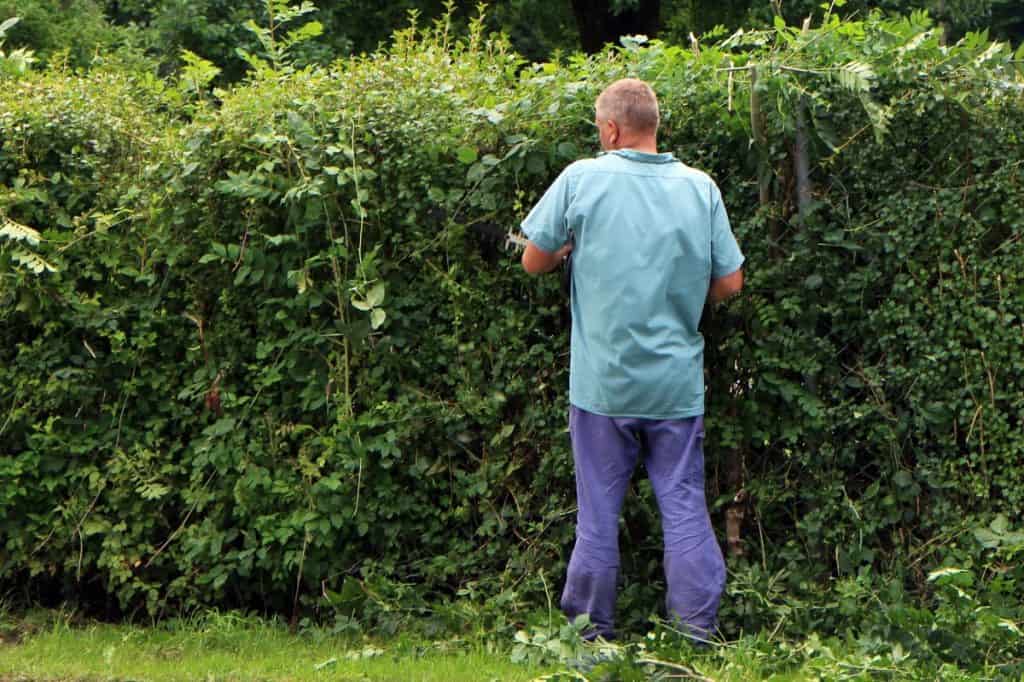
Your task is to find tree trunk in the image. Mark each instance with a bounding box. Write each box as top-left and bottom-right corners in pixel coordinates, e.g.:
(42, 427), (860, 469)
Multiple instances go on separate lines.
(792, 99), (813, 216)
(936, 0), (950, 45)
(749, 66), (772, 209)
(570, 0), (661, 54)
(717, 65), (775, 561)
(725, 456), (747, 559)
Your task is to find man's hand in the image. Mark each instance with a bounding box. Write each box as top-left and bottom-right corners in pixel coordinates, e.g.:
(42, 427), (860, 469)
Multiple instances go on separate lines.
(708, 268), (743, 304)
(522, 241), (573, 275)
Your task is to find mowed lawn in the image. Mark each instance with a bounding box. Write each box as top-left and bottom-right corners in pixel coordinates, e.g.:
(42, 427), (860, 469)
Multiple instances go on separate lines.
(0, 613), (550, 682)
(4, 610), (992, 681)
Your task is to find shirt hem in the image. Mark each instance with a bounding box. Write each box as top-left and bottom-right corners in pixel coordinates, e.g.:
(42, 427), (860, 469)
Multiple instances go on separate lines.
(712, 255), (746, 279)
(569, 400), (705, 420)
(521, 222), (560, 253)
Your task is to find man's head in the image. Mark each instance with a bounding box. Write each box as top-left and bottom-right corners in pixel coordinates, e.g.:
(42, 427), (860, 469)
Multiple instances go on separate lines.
(594, 78), (660, 152)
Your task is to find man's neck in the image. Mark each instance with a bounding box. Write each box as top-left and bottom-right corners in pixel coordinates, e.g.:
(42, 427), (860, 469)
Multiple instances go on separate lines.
(614, 139), (658, 154)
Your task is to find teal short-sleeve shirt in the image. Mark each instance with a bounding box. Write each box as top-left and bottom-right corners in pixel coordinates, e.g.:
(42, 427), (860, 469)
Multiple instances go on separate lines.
(521, 149), (744, 419)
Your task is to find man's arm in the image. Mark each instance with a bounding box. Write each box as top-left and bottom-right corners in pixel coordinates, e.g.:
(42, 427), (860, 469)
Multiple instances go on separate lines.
(708, 268), (743, 304)
(521, 241), (573, 275)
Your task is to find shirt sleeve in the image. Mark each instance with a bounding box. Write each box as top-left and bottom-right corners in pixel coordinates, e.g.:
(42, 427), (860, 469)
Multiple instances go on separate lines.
(710, 183), (745, 278)
(521, 166), (573, 253)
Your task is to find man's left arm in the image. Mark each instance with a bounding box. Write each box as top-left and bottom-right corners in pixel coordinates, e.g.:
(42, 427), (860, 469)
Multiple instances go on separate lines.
(708, 267), (743, 303)
(709, 183), (745, 300)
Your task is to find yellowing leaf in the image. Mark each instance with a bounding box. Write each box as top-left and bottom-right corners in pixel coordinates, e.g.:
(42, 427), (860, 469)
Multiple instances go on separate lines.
(366, 282), (386, 308)
(0, 217), (42, 246)
(370, 308), (386, 329)
(927, 567), (968, 582)
(12, 249), (57, 274)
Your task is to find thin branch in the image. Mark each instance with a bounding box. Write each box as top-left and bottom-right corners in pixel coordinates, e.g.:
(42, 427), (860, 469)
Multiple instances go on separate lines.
(144, 471), (216, 568)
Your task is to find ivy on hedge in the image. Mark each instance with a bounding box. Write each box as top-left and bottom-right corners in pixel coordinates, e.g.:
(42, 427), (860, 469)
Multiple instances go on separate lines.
(1, 12), (1022, 654)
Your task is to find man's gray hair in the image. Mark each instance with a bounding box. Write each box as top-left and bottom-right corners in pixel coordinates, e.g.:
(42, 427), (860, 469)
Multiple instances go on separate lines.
(595, 78), (660, 133)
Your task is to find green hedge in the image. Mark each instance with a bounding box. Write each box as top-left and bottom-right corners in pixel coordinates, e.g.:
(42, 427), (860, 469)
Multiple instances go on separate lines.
(2, 12), (1022, 650)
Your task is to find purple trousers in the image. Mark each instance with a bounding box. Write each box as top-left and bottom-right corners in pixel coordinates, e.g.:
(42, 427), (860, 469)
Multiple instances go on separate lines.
(561, 406), (726, 640)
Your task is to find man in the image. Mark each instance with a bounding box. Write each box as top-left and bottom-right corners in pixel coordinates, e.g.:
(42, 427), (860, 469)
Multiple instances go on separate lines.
(520, 78), (744, 641)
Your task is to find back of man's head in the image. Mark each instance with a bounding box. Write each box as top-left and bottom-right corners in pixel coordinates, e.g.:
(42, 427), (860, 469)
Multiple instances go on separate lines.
(595, 79), (660, 135)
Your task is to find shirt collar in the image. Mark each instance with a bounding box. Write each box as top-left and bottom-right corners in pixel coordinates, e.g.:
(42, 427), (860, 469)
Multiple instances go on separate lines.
(603, 149), (677, 164)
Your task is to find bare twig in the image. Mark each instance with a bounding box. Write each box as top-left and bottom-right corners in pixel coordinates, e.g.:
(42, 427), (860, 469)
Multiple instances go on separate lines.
(291, 531), (310, 632)
(74, 484), (106, 581)
(144, 471), (216, 568)
(0, 391), (18, 439)
(636, 658), (714, 681)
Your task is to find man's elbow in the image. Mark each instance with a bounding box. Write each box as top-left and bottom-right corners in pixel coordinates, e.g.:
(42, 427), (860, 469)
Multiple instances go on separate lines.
(521, 245), (554, 275)
(724, 268), (744, 296)
(710, 268), (744, 302)
(521, 252), (544, 275)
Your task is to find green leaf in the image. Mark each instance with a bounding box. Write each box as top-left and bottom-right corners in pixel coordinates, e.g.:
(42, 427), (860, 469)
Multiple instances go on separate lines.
(82, 519), (109, 537)
(489, 423), (515, 447)
(178, 49), (221, 94)
(998, 619), (1023, 637)
(836, 61), (875, 92)
(351, 297), (372, 311)
(556, 142), (577, 158)
(266, 234), (299, 246)
(138, 482), (171, 500)
(456, 146), (478, 164)
(526, 153), (547, 175)
(974, 527), (1001, 549)
(204, 417), (237, 438)
(284, 20), (323, 47)
(287, 269), (311, 294)
(892, 470), (913, 488)
(927, 567), (974, 588)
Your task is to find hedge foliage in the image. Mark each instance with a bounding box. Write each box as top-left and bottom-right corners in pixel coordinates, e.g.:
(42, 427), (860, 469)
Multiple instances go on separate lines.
(2, 9), (1023, 658)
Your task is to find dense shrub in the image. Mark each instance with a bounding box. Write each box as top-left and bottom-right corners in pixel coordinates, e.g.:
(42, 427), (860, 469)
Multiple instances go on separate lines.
(0, 0), (140, 68)
(1, 11), (1022, 667)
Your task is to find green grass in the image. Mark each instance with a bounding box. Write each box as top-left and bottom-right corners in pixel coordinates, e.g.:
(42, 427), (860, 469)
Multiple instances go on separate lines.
(1, 609), (1008, 681)
(0, 610), (549, 682)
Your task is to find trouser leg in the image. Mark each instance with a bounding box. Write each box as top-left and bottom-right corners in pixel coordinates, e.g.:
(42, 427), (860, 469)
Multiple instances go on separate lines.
(642, 416), (726, 639)
(561, 406), (640, 640)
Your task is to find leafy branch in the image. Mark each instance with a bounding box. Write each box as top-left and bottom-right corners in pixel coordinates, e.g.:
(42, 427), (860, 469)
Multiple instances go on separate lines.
(237, 0), (323, 77)
(0, 216), (56, 275)
(0, 17), (36, 77)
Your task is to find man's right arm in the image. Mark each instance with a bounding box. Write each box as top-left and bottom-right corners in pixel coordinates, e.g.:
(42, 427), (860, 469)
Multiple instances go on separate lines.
(708, 268), (743, 304)
(522, 241), (573, 275)
(707, 182), (744, 304)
